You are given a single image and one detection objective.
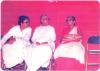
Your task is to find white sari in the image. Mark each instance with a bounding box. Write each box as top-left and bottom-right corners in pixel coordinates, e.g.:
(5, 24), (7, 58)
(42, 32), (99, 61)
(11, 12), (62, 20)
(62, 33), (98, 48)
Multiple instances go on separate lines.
(1, 25), (32, 68)
(25, 25), (56, 71)
(54, 27), (85, 64)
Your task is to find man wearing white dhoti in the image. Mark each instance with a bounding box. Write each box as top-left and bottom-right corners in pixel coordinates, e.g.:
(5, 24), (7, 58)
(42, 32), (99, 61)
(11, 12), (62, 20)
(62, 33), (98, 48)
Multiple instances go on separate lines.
(1, 16), (32, 68)
(25, 14), (56, 71)
(53, 16), (85, 70)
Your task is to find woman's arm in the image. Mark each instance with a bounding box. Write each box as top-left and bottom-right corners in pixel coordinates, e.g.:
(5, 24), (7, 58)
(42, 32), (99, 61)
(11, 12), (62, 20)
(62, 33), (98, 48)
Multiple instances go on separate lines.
(48, 27), (56, 52)
(61, 34), (82, 44)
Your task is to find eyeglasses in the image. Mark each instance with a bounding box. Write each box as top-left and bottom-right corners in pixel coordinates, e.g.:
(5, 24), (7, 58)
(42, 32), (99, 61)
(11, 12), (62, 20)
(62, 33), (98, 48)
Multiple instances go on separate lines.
(23, 21), (29, 24)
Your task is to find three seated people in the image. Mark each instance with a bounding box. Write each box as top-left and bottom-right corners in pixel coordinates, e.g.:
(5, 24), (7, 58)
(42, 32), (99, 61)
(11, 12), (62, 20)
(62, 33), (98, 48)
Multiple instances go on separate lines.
(1, 15), (85, 71)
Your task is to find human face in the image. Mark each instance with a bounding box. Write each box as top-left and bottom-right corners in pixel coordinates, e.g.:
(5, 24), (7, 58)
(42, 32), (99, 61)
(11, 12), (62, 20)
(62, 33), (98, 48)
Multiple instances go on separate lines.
(21, 19), (29, 29)
(67, 19), (75, 26)
(41, 16), (49, 26)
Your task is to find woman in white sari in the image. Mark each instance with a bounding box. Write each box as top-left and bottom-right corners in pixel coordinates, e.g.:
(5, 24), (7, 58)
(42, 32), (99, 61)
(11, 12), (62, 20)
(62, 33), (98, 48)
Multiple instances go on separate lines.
(24, 14), (56, 71)
(54, 16), (85, 71)
(1, 16), (32, 68)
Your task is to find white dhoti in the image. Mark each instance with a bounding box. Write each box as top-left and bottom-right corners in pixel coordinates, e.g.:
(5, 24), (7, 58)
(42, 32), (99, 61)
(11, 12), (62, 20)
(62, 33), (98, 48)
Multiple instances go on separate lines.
(2, 40), (25, 68)
(24, 44), (52, 71)
(54, 42), (85, 64)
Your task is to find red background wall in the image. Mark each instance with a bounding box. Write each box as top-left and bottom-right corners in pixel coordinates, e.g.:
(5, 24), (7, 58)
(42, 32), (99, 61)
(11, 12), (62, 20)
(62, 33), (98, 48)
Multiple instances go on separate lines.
(1, 1), (99, 46)
(1, 1), (100, 69)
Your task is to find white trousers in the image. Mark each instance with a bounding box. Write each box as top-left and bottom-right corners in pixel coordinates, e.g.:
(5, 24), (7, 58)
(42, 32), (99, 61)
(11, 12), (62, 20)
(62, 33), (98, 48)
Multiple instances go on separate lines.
(24, 44), (52, 71)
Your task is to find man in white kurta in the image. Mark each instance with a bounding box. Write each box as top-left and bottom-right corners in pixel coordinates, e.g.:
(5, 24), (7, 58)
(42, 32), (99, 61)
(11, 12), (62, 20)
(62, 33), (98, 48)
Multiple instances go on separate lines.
(25, 15), (56, 71)
(1, 16), (32, 68)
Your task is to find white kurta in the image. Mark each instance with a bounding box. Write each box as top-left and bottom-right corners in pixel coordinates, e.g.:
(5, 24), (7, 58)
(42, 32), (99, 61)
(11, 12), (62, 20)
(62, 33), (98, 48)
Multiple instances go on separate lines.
(25, 25), (56, 71)
(1, 25), (32, 68)
(54, 27), (85, 64)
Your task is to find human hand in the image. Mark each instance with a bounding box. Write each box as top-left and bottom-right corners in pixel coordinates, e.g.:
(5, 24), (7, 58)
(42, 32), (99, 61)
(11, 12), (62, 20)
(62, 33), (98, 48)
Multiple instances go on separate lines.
(8, 37), (16, 44)
(36, 42), (41, 45)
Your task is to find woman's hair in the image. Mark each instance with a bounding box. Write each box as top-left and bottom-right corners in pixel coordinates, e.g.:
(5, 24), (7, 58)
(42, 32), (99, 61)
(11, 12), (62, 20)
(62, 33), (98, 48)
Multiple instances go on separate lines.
(40, 14), (50, 21)
(66, 16), (76, 25)
(66, 16), (76, 22)
(18, 15), (30, 25)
